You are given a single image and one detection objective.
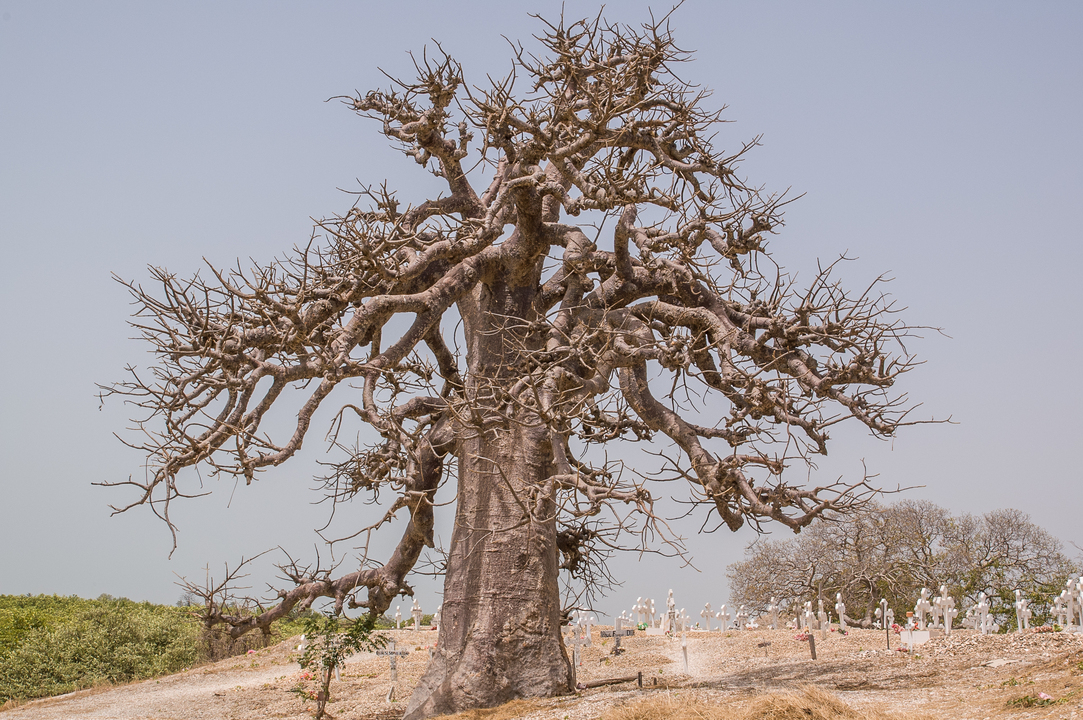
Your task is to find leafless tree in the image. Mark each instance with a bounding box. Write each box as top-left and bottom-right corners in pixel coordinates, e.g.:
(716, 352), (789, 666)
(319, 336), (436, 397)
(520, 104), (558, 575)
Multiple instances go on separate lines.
(727, 502), (1077, 628)
(103, 11), (930, 718)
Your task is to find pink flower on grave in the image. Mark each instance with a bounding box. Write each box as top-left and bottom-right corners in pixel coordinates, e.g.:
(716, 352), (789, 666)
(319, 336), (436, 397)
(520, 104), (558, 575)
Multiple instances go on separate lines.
(891, 623), (902, 634)
(1038, 693), (1053, 700)
(247, 649), (256, 655)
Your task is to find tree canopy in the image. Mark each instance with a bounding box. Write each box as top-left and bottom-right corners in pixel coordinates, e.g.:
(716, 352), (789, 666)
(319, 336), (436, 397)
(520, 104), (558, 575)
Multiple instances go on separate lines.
(727, 501), (1078, 628)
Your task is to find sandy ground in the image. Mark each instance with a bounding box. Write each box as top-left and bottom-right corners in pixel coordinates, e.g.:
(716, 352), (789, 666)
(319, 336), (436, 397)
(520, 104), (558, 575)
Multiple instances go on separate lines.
(4, 627), (1083, 719)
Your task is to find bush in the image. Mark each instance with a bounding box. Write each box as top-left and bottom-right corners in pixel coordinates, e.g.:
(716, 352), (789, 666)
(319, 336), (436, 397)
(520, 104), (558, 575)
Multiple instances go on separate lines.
(0, 596), (199, 702)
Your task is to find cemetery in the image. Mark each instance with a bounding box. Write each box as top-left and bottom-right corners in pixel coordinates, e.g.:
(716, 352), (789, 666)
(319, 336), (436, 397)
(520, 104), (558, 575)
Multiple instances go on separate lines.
(6, 583), (1083, 719)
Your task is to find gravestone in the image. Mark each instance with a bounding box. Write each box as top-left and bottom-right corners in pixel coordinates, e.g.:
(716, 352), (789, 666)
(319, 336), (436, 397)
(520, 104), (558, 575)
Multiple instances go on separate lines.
(1066, 577), (1083, 633)
(646, 598), (656, 628)
(433, 604), (442, 631)
(1014, 590), (1031, 632)
(678, 608), (692, 633)
(942, 594), (958, 636)
(736, 606), (750, 631)
(681, 631), (689, 673)
(565, 617), (587, 667)
(411, 599), (424, 632)
(1054, 591), (1068, 629)
(600, 616), (635, 655)
(664, 589), (677, 634)
(930, 594), (944, 630)
(394, 606), (402, 630)
(975, 593), (991, 635)
(584, 613), (596, 645)
(802, 601), (815, 630)
(376, 640), (409, 682)
(700, 603), (713, 632)
(878, 598), (889, 649)
(715, 604), (731, 635)
(835, 593), (847, 632)
(766, 598), (779, 630)
(899, 628), (932, 650)
(914, 588), (932, 630)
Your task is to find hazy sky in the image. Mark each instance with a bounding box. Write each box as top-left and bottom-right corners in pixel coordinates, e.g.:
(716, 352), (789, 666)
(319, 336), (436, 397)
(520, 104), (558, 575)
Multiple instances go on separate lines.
(1, 1), (1081, 621)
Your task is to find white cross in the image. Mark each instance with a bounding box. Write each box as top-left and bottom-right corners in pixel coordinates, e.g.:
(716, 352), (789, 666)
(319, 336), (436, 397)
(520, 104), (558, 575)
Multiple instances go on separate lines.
(411, 599), (424, 632)
(914, 588), (932, 630)
(700, 603), (713, 632)
(376, 640), (409, 682)
(565, 618), (587, 666)
(715, 604), (731, 634)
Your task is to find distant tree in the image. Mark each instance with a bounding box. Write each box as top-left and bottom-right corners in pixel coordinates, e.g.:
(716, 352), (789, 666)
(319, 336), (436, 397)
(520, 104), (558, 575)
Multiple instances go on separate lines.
(727, 501), (1077, 628)
(104, 11), (929, 718)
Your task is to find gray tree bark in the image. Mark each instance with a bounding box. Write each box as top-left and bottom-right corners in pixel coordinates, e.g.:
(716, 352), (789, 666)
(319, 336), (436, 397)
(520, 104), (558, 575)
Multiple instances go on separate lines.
(406, 278), (573, 718)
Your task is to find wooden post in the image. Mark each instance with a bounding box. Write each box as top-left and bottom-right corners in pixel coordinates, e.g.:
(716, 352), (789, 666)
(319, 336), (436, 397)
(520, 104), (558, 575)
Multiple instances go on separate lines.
(807, 633), (817, 660)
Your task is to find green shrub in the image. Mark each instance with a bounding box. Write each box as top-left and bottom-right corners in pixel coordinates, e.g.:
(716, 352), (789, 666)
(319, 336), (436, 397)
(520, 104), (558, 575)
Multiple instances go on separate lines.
(0, 597), (199, 702)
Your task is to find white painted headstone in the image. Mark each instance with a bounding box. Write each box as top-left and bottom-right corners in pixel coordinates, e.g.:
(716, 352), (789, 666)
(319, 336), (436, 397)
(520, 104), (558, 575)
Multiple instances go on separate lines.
(681, 631), (689, 673)
(766, 598), (779, 630)
(565, 617), (586, 667)
(835, 593), (847, 632)
(716, 604), (731, 635)
(700, 603), (713, 632)
(1014, 590), (1031, 632)
(942, 593), (958, 636)
(411, 599), (424, 632)
(914, 588), (932, 631)
(1054, 591), (1068, 629)
(976, 593), (991, 635)
(664, 590), (677, 634)
(395, 606), (401, 630)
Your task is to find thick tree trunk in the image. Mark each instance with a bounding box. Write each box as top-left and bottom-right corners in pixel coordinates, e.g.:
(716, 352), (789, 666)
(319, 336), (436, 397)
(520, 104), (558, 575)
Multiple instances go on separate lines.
(404, 278), (574, 719)
(404, 422), (573, 718)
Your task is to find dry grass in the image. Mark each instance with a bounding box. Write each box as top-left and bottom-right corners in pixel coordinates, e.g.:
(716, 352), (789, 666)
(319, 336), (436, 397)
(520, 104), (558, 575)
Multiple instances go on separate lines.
(439, 698), (549, 720)
(602, 687), (933, 720)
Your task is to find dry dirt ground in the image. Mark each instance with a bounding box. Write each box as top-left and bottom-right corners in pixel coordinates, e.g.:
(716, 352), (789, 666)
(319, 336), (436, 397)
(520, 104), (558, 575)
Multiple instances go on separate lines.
(4, 627), (1083, 720)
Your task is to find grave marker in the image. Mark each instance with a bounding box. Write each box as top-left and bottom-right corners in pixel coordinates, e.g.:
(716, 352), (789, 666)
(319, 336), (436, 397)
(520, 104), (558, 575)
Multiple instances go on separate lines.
(835, 593), (847, 632)
(411, 599), (424, 632)
(942, 593), (958, 636)
(376, 640), (410, 682)
(914, 588), (932, 630)
(565, 618), (587, 667)
(976, 593), (991, 635)
(765, 598), (779, 630)
(600, 616), (635, 655)
(700, 603), (713, 632)
(1014, 590), (1031, 632)
(715, 604), (731, 635)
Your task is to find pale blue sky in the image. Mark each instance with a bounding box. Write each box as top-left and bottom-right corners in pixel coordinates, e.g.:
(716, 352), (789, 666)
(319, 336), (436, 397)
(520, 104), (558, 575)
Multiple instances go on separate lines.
(1, 1), (1080, 619)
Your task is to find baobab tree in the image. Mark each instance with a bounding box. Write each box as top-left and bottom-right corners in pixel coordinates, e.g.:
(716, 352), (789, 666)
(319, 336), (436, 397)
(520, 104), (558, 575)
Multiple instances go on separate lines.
(105, 11), (926, 719)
